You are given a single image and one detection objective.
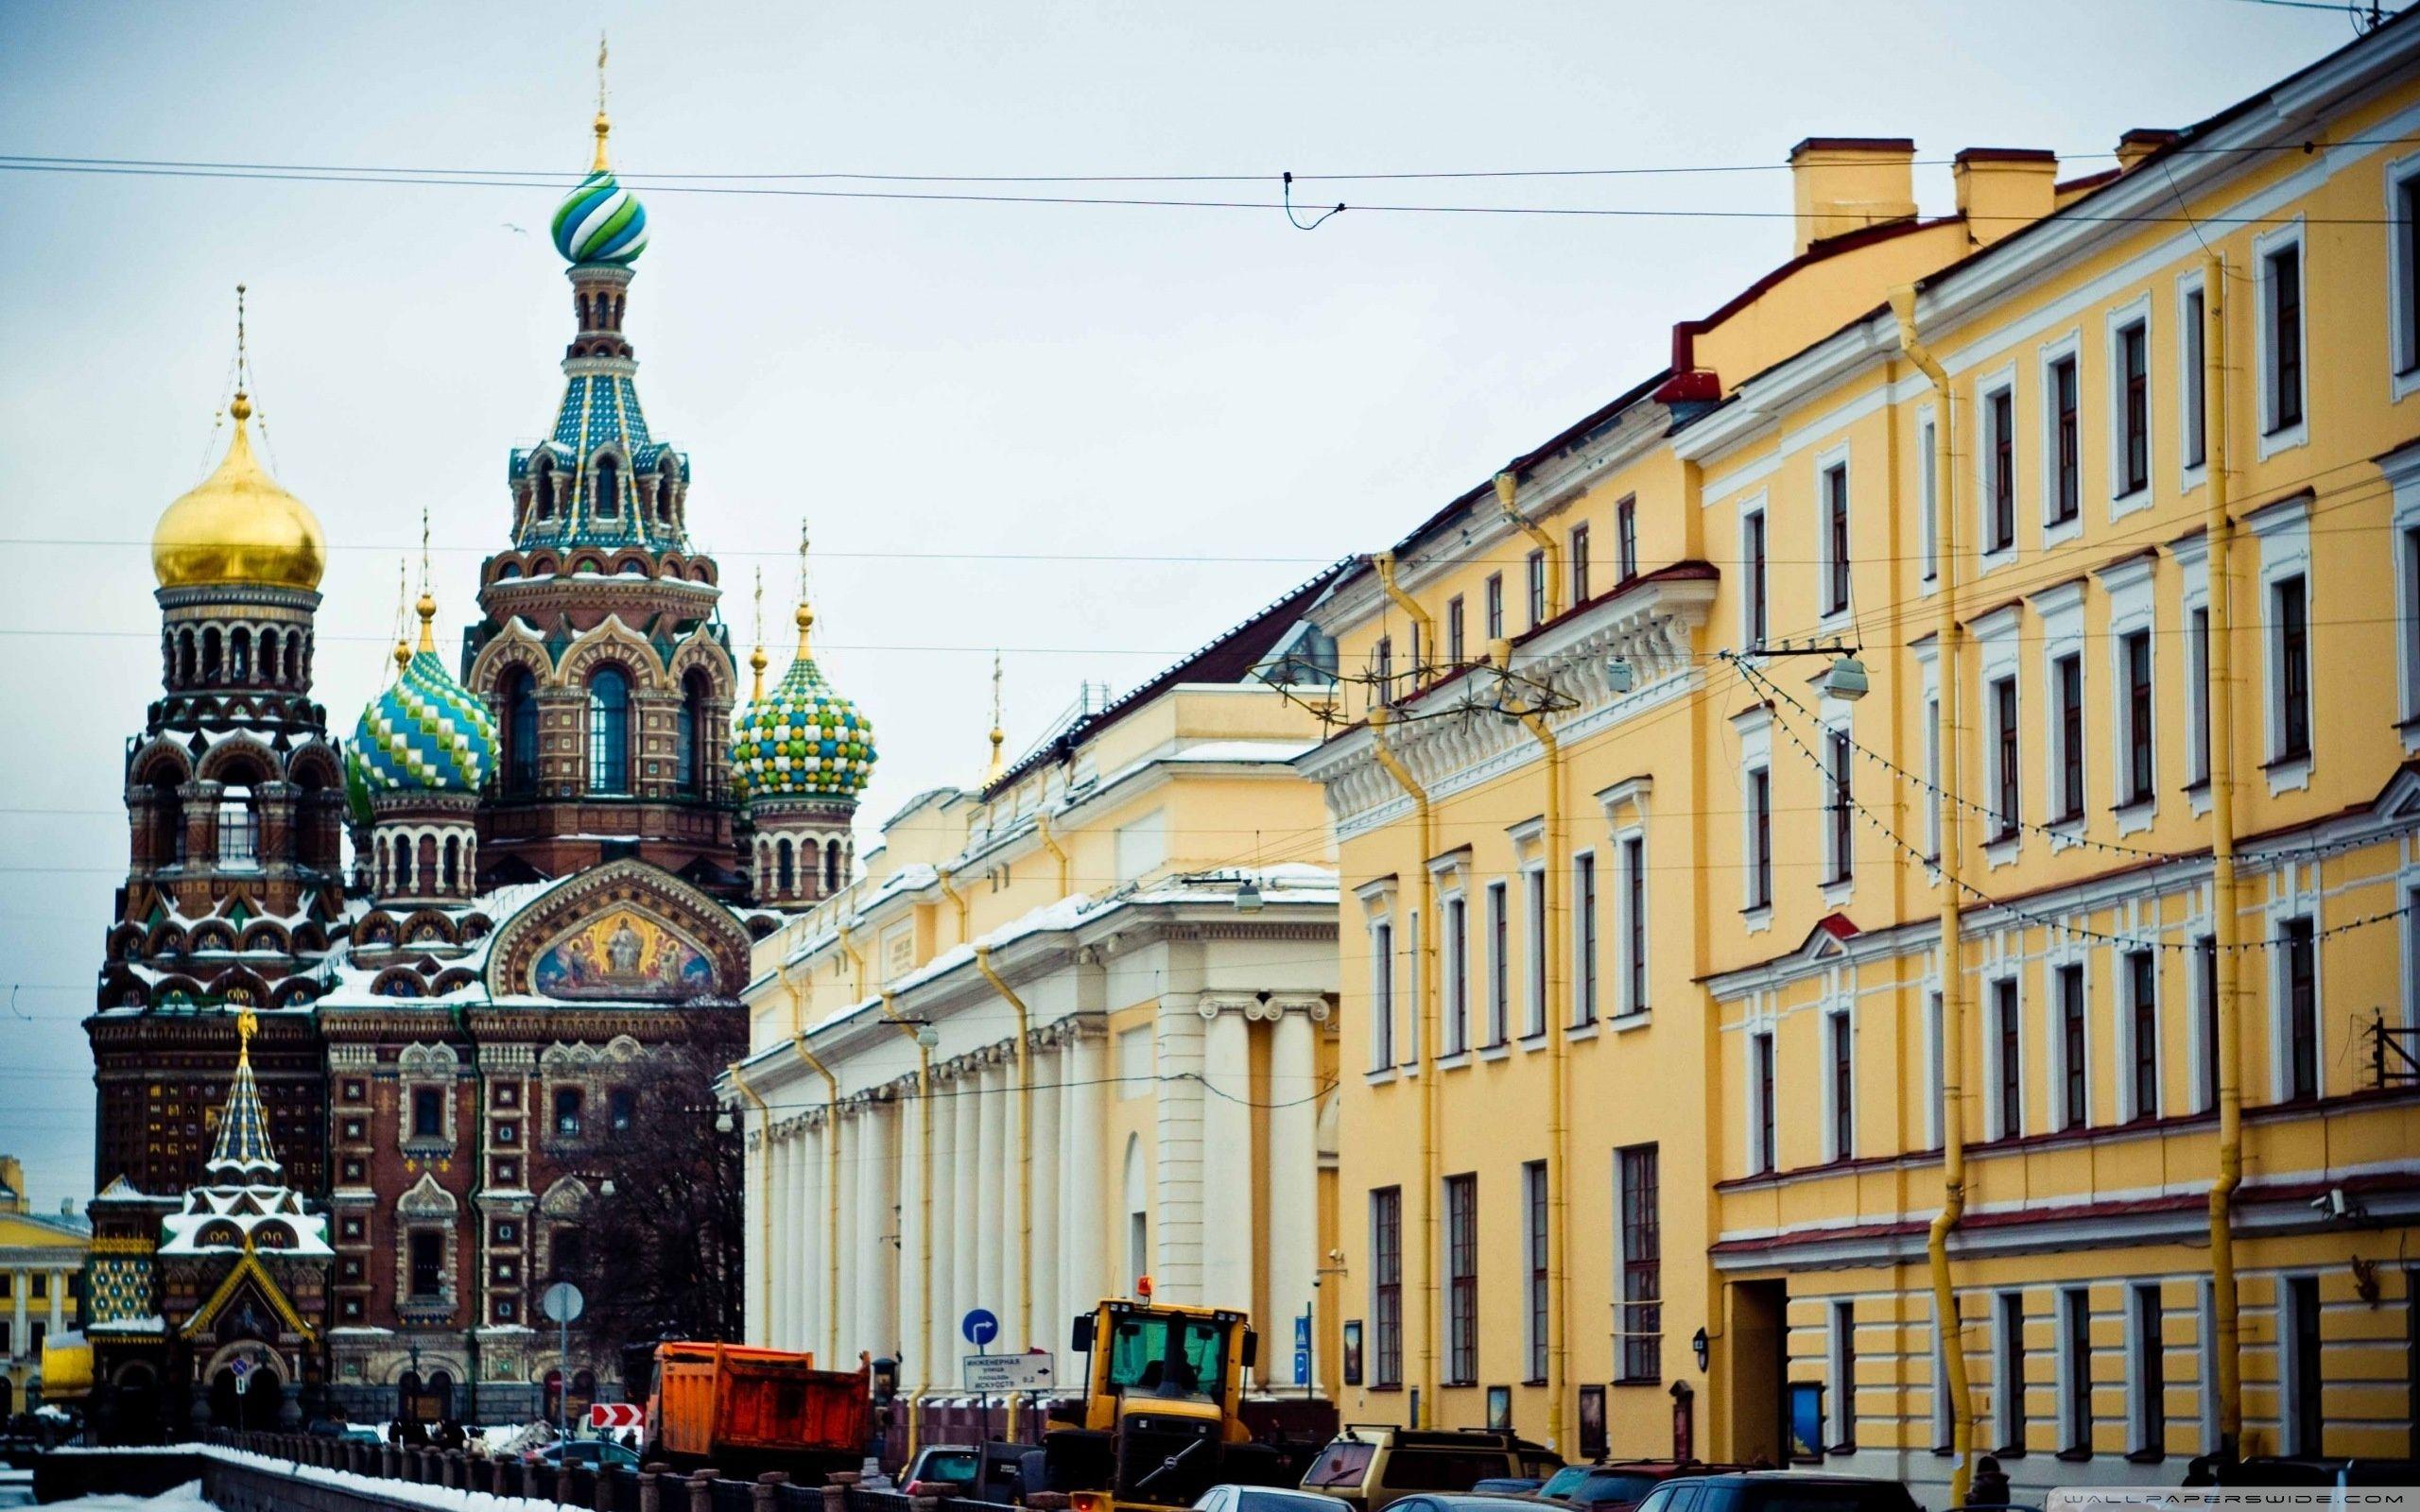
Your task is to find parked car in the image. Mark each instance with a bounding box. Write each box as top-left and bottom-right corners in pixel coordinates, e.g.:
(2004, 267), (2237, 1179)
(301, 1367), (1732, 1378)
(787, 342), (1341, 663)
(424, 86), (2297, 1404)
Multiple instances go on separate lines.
(1630, 1472), (1919, 1512)
(1468, 1481), (1544, 1496)
(2204, 1457), (2420, 1488)
(1301, 1428), (1563, 1512)
(527, 1438), (643, 1471)
(1376, 1497), (1559, 1512)
(1538, 1461), (1741, 1512)
(1196, 1486), (1356, 1512)
(902, 1443), (983, 1496)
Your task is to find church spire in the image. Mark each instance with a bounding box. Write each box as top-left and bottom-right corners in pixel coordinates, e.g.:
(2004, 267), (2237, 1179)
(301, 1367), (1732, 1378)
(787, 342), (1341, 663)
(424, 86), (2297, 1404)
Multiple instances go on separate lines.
(205, 1010), (283, 1183)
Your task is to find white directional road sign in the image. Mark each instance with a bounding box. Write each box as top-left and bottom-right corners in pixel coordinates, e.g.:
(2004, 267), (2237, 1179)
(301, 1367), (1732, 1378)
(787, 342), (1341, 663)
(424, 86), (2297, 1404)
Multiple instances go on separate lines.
(961, 1352), (1054, 1393)
(590, 1402), (645, 1431)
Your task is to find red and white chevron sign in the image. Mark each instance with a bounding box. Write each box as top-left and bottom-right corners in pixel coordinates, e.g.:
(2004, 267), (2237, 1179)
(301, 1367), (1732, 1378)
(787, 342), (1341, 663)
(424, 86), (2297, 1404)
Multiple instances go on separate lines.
(589, 1402), (644, 1431)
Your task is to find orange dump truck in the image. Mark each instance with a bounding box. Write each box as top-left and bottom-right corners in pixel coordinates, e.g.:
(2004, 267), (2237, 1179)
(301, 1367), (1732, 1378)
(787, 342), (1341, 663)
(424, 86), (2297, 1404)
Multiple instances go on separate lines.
(647, 1343), (873, 1482)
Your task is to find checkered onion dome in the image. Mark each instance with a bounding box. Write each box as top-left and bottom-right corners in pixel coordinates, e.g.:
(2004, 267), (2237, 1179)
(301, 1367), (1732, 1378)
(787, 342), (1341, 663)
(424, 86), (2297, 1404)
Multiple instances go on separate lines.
(553, 168), (649, 266)
(730, 650), (876, 802)
(352, 644), (496, 794)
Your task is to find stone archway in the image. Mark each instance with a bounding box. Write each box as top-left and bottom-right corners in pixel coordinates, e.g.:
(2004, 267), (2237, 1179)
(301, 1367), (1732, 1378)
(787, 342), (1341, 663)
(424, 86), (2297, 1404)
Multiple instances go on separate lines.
(200, 1341), (286, 1431)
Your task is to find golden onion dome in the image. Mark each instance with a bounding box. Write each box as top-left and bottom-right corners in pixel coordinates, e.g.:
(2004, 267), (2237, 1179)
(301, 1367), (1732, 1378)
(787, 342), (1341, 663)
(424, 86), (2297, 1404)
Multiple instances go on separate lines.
(151, 393), (326, 593)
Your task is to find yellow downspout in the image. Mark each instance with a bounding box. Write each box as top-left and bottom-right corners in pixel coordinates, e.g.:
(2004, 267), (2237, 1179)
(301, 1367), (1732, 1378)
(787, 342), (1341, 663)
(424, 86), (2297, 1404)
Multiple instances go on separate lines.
(1506, 638), (1570, 1456)
(938, 867), (970, 947)
(780, 962), (846, 1369)
(1495, 472), (1563, 621)
(2203, 252), (2245, 1456)
(1367, 703), (1438, 1425)
(1893, 286), (1974, 1505)
(1036, 811), (1072, 895)
(1374, 551), (1437, 679)
(728, 1061), (774, 1346)
(974, 944), (1035, 1438)
(875, 990), (937, 1457)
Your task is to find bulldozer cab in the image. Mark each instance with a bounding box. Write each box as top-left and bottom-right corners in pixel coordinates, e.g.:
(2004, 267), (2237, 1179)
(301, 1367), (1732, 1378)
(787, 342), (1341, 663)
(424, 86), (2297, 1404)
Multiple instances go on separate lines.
(1049, 1294), (1274, 1512)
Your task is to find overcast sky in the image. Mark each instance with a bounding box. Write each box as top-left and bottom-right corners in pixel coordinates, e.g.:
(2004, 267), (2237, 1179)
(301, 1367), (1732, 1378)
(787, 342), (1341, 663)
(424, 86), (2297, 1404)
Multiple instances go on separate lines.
(0, 1), (2360, 1210)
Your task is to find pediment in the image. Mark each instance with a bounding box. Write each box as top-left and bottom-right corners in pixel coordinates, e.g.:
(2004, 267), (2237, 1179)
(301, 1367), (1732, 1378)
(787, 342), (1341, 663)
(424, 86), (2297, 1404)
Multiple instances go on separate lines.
(485, 858), (750, 1004)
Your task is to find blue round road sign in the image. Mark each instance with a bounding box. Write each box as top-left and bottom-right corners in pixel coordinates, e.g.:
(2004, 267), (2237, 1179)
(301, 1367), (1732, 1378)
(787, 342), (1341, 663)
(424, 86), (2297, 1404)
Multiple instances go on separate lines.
(961, 1308), (1000, 1347)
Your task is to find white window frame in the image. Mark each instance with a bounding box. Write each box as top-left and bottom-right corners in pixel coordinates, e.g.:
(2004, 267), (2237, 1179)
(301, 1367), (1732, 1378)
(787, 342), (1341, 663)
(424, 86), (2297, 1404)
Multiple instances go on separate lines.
(2268, 893), (2324, 1105)
(1976, 606), (2022, 868)
(2046, 948), (2092, 1133)
(1815, 441), (1855, 627)
(1986, 972), (2025, 1142)
(1828, 1299), (1858, 1452)
(1913, 638), (1942, 868)
(2251, 495), (2314, 795)
(1995, 1290), (2029, 1449)
(1736, 705), (1775, 928)
(2391, 150), (2420, 402)
(2197, 1277), (2221, 1452)
(1820, 697), (1857, 906)
(1973, 363), (2022, 571)
(2056, 1285), (2093, 1454)
(1484, 880), (1511, 1050)
(2126, 1281), (2166, 1457)
(1745, 1020), (1779, 1177)
(2037, 330), (2085, 545)
(2177, 267), (2210, 491)
(1613, 826), (1650, 1021)
(2037, 580), (2087, 842)
(1403, 907), (1423, 1067)
(2175, 532), (2215, 814)
(2192, 928), (2221, 1115)
(2277, 1272), (2323, 1454)
(1820, 1004), (1856, 1163)
(2118, 945), (2162, 1124)
(2390, 445), (2420, 750)
(2253, 217), (2310, 459)
(1738, 494), (1771, 648)
(1923, 983), (1946, 1151)
(2105, 292), (2156, 518)
(1522, 863), (1547, 1042)
(1364, 902), (1397, 1074)
(1917, 404), (1940, 591)
(2100, 554), (2159, 835)
(1571, 847), (1599, 1029)
(1438, 877), (1469, 1060)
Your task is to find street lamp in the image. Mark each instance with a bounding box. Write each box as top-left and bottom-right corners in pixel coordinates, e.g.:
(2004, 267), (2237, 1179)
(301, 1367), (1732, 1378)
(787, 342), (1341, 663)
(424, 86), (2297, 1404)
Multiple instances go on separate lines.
(1691, 1327), (1710, 1372)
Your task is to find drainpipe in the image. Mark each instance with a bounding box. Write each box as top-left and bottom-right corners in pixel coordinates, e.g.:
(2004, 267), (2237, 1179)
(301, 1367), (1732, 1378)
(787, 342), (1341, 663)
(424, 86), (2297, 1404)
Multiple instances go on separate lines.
(1495, 472), (1562, 621)
(1036, 812), (1071, 896)
(728, 1061), (774, 1347)
(781, 962), (844, 1369)
(1892, 285), (1974, 1505)
(1373, 552), (1436, 678)
(2202, 252), (2245, 1457)
(1503, 638), (1570, 1455)
(1365, 703), (1438, 1425)
(873, 989), (935, 1459)
(973, 945), (1034, 1439)
(837, 921), (869, 1003)
(937, 868), (970, 947)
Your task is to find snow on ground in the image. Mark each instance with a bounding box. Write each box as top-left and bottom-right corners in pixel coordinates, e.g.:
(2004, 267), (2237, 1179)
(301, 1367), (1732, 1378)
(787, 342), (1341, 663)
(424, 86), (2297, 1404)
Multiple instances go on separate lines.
(30, 1483), (213, 1510)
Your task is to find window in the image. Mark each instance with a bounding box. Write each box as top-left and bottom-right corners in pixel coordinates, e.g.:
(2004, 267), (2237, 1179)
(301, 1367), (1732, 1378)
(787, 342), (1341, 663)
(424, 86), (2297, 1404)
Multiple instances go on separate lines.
(2284, 1275), (2322, 1454)
(1524, 870), (1547, 1038)
(1527, 550), (1547, 628)
(2273, 574), (2311, 761)
(2062, 1288), (2093, 1456)
(1829, 1300), (1857, 1451)
(1994, 978), (2023, 1139)
(2059, 963), (2089, 1130)
(1826, 729), (1854, 884)
(1621, 836), (1648, 1015)
(1826, 1012), (1854, 1160)
(2189, 607), (2212, 783)
(1616, 1143), (1662, 1383)
(1444, 895), (1468, 1057)
(2283, 917), (2318, 1100)
(1997, 1293), (2030, 1450)
(2051, 354), (2081, 523)
(1919, 419), (1940, 582)
(1987, 387), (2016, 551)
(2263, 241), (2304, 434)
(679, 672), (710, 796)
(1484, 574), (1504, 641)
(1747, 767), (1773, 910)
(1823, 462), (1851, 615)
(1750, 1031), (1777, 1175)
(2122, 629), (2154, 806)
(1486, 883), (1510, 1046)
(2397, 168), (2420, 377)
(1927, 991), (1946, 1150)
(1370, 921), (1395, 1070)
(1373, 636), (1393, 701)
(553, 1086), (584, 1140)
(1616, 498), (1639, 583)
(1743, 507), (1769, 645)
(2197, 936), (2221, 1112)
(409, 1231), (444, 1298)
(1444, 1174), (1478, 1384)
(2131, 1283), (2167, 1458)
(503, 668), (539, 796)
(1574, 853), (1598, 1025)
(553, 1228), (585, 1282)
(592, 455), (620, 518)
(1524, 1160), (1548, 1382)
(2184, 284), (2208, 470)
(2127, 949), (2160, 1121)
(2053, 653), (2084, 821)
(1445, 596), (1465, 666)
(1371, 1188), (1403, 1388)
(609, 1088), (636, 1132)
(1991, 675), (2020, 839)
(1571, 523), (1593, 603)
(587, 666), (631, 794)
(2118, 319), (2150, 496)
(411, 1087), (444, 1141)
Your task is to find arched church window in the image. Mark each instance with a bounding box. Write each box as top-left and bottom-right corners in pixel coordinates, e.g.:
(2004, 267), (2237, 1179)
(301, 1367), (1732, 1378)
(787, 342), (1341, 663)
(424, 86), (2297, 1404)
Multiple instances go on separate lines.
(531, 457), (556, 522)
(153, 778), (185, 867)
(177, 628), (196, 686)
(201, 627), (223, 684)
(229, 627), (251, 683)
(675, 671), (707, 795)
(216, 788), (258, 869)
(503, 668), (539, 797)
(285, 634), (303, 687)
(417, 834), (438, 891)
(776, 839), (794, 894)
(592, 455), (620, 519)
(257, 628), (280, 686)
(657, 459), (680, 524)
(443, 835), (460, 892)
(824, 839), (841, 893)
(587, 667), (631, 795)
(394, 834), (414, 893)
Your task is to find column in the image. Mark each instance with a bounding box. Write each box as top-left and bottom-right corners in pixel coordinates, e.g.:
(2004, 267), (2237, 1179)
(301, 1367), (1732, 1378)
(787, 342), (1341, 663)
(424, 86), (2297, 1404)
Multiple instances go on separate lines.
(48, 1270), (64, 1333)
(1268, 1007), (1322, 1389)
(951, 1062), (981, 1382)
(857, 1096), (896, 1365)
(928, 1068), (958, 1393)
(977, 1058), (1008, 1338)
(898, 1080), (926, 1390)
(767, 1127), (788, 1350)
(1154, 997), (1210, 1302)
(1028, 1033), (1062, 1352)
(1002, 1054), (1026, 1352)
(744, 1127), (767, 1344)
(1198, 1006), (1254, 1312)
(790, 1123), (812, 1352)
(834, 1103), (860, 1365)
(803, 1117), (828, 1364)
(1061, 1029), (1107, 1325)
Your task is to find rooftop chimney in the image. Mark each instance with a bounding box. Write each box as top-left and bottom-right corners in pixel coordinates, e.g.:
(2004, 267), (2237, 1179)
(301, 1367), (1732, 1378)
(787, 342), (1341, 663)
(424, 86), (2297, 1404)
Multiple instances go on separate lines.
(1787, 137), (1918, 257)
(2116, 129), (2181, 174)
(1953, 147), (2059, 248)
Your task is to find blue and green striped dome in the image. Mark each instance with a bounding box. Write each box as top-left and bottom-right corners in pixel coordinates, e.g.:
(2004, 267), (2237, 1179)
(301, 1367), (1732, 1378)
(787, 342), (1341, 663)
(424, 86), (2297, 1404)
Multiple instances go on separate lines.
(552, 168), (649, 266)
(352, 633), (496, 795)
(731, 644), (876, 803)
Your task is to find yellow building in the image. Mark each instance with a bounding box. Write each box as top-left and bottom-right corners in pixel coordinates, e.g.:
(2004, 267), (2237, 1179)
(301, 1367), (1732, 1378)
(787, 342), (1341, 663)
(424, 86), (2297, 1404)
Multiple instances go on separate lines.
(1293, 16), (2420, 1500)
(729, 571), (1348, 1420)
(0, 1157), (90, 1416)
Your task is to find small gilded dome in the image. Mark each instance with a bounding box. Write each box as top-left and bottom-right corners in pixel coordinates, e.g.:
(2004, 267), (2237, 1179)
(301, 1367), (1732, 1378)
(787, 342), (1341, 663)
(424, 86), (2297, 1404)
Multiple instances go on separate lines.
(552, 168), (649, 266)
(151, 397), (326, 592)
(351, 599), (496, 795)
(731, 610), (876, 803)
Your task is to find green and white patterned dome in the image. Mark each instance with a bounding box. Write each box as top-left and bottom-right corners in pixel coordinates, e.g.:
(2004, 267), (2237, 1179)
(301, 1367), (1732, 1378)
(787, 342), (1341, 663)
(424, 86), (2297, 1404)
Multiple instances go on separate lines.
(351, 595), (496, 795)
(731, 606), (876, 803)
